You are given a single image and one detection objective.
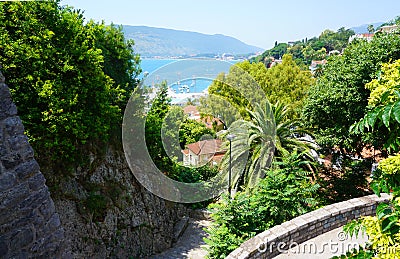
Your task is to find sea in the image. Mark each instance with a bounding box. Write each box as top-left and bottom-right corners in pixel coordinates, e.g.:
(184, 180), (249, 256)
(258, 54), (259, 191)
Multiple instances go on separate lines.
(140, 58), (238, 94)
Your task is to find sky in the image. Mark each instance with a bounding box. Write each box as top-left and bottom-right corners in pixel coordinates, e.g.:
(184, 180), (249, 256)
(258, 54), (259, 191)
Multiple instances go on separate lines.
(60, 0), (400, 50)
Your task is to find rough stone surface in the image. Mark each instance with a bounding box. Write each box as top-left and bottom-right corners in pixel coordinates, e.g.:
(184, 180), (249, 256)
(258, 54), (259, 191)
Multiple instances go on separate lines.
(52, 146), (190, 258)
(226, 193), (391, 259)
(0, 71), (65, 258)
(0, 70), (192, 258)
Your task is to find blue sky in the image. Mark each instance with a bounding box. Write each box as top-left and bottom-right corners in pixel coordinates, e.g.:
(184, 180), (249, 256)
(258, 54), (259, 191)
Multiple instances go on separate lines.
(60, 0), (400, 49)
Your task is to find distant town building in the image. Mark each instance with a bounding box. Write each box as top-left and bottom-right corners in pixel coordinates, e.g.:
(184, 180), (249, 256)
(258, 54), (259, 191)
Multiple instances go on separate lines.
(309, 59), (327, 72)
(264, 57), (282, 68)
(183, 105), (201, 120)
(183, 105), (224, 130)
(328, 50), (341, 56)
(377, 25), (399, 33)
(182, 139), (225, 166)
(221, 53), (235, 61)
(348, 33), (375, 43)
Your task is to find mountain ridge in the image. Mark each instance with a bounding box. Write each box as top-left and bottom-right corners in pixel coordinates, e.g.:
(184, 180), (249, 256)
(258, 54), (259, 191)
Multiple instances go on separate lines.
(350, 22), (384, 33)
(122, 25), (264, 58)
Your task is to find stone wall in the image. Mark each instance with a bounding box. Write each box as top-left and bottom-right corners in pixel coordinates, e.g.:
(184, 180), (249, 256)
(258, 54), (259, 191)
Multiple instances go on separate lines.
(53, 146), (190, 258)
(227, 193), (391, 259)
(0, 71), (65, 258)
(0, 69), (191, 258)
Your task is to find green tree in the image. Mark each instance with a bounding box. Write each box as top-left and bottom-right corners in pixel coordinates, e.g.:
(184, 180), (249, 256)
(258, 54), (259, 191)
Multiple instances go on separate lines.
(302, 32), (400, 151)
(337, 155), (400, 259)
(0, 1), (140, 171)
(90, 21), (141, 109)
(205, 151), (319, 258)
(199, 94), (241, 128)
(368, 24), (375, 33)
(202, 55), (313, 123)
(221, 100), (313, 190)
(145, 82), (173, 173)
(287, 43), (305, 62)
(253, 27), (353, 66)
(365, 59), (400, 107)
(179, 119), (215, 148)
(251, 42), (288, 62)
(206, 61), (268, 120)
(263, 54), (314, 118)
(335, 58), (400, 258)
(351, 85), (400, 153)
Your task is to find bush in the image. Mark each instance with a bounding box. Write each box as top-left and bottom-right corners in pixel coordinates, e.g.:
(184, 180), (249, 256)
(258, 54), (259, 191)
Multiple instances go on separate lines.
(0, 1), (140, 171)
(204, 152), (319, 258)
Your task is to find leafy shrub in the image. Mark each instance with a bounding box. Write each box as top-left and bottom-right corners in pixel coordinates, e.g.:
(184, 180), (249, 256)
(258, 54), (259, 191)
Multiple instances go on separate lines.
(204, 152), (319, 258)
(0, 1), (140, 171)
(339, 154), (400, 258)
(82, 192), (108, 222)
(168, 165), (219, 183)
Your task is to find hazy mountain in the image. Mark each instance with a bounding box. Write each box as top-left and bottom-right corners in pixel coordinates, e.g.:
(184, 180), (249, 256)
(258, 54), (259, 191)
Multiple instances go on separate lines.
(350, 22), (384, 33)
(122, 25), (264, 58)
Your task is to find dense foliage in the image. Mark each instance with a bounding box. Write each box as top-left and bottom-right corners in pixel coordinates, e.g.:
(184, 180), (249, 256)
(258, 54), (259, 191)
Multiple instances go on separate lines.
(179, 119), (215, 149)
(145, 84), (218, 183)
(302, 32), (400, 151)
(5, 2), (400, 256)
(336, 54), (400, 258)
(221, 100), (313, 190)
(0, 1), (140, 170)
(263, 55), (314, 117)
(316, 157), (372, 204)
(252, 27), (354, 66)
(200, 54), (313, 122)
(205, 151), (319, 258)
(338, 156), (400, 259)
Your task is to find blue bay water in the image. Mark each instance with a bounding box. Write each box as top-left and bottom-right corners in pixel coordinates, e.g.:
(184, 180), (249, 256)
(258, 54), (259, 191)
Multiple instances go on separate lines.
(140, 59), (237, 94)
(141, 59), (177, 74)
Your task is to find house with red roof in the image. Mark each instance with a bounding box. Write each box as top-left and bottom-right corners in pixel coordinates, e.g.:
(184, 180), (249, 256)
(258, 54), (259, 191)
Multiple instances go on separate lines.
(348, 33), (375, 43)
(182, 139), (225, 166)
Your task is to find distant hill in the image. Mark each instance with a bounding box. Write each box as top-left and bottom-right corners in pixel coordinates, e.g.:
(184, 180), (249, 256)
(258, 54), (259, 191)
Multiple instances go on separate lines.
(350, 22), (384, 33)
(122, 25), (263, 58)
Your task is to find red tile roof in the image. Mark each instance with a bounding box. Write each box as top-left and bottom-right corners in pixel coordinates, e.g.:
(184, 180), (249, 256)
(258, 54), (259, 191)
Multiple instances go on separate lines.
(183, 105), (200, 116)
(186, 139), (223, 155)
(211, 154), (225, 163)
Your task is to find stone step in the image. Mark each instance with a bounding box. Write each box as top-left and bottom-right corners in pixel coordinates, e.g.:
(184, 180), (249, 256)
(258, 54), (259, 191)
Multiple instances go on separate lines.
(173, 216), (189, 242)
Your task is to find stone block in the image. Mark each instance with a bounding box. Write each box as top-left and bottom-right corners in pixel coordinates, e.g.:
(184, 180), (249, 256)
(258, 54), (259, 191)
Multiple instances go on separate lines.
(39, 199), (56, 221)
(0, 171), (17, 191)
(27, 172), (46, 191)
(0, 238), (8, 258)
(1, 152), (22, 170)
(227, 247), (243, 258)
(4, 116), (25, 137)
(0, 72), (64, 258)
(270, 225), (288, 238)
(18, 187), (50, 210)
(13, 159), (40, 180)
(44, 214), (61, 233)
(10, 228), (34, 251)
(280, 221), (298, 234)
(172, 216), (189, 242)
(0, 182), (30, 209)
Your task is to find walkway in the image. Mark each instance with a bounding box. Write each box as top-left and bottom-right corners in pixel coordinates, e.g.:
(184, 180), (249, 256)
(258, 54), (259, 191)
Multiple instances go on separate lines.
(274, 226), (367, 258)
(149, 218), (211, 259)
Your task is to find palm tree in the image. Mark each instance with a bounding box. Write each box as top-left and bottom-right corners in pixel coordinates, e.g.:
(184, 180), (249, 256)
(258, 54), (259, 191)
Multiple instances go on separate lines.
(220, 99), (313, 191)
(273, 101), (313, 158)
